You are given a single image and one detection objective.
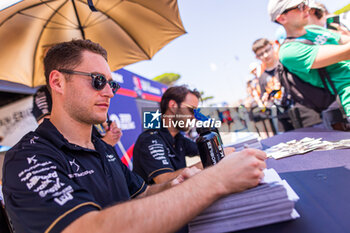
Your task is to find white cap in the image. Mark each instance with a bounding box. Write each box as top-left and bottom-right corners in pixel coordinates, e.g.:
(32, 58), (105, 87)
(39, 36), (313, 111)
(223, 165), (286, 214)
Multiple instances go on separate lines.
(308, 0), (323, 10)
(268, 0), (305, 21)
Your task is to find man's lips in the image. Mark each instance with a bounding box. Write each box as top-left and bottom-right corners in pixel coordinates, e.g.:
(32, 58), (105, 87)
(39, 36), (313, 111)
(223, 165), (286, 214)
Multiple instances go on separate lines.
(96, 103), (109, 108)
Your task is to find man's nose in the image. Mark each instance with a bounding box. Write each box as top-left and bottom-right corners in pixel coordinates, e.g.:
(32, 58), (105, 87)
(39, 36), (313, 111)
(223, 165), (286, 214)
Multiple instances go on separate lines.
(101, 83), (114, 98)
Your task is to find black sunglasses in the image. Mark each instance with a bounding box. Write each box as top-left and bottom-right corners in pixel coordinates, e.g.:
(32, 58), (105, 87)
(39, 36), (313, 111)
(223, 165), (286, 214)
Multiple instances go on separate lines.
(283, 1), (309, 14)
(59, 69), (120, 94)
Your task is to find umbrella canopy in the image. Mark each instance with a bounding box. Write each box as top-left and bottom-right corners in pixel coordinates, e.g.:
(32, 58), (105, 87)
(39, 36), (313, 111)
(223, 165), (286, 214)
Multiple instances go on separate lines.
(0, 0), (186, 87)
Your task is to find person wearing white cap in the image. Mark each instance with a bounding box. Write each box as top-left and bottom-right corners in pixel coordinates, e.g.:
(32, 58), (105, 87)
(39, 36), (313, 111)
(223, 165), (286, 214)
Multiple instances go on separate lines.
(267, 0), (350, 120)
(308, 0), (328, 27)
(308, 1), (350, 36)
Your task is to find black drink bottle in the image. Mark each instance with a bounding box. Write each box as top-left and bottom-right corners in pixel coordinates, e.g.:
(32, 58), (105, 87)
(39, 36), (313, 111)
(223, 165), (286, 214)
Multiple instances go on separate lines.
(196, 127), (225, 168)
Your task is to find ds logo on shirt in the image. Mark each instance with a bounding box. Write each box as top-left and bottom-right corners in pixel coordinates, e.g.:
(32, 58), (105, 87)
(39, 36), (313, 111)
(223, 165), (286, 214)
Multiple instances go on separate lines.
(143, 110), (161, 129)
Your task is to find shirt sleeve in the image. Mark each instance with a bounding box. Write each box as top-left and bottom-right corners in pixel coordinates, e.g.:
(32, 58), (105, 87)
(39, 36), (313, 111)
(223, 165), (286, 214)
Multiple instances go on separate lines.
(133, 134), (174, 183)
(117, 157), (147, 198)
(2, 146), (101, 233)
(279, 42), (320, 74)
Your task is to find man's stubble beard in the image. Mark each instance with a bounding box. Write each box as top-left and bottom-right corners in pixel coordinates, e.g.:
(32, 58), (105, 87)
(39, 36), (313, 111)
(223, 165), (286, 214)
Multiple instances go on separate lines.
(174, 109), (191, 132)
(64, 97), (105, 125)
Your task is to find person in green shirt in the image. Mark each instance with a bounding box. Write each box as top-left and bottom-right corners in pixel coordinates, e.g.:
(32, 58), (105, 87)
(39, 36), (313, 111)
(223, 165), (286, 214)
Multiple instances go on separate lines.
(267, 0), (350, 118)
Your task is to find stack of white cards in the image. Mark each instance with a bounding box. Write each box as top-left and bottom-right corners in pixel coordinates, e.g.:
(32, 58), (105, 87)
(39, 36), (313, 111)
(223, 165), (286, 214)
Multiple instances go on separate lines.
(265, 137), (350, 159)
(189, 169), (299, 233)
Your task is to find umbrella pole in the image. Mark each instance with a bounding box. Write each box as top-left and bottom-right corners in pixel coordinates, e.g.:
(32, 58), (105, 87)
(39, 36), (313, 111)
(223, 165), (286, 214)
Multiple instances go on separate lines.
(71, 0), (85, 40)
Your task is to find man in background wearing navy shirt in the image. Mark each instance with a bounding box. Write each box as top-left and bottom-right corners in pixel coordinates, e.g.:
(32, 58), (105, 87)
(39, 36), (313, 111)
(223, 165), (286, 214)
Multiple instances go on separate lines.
(133, 86), (203, 184)
(3, 39), (266, 233)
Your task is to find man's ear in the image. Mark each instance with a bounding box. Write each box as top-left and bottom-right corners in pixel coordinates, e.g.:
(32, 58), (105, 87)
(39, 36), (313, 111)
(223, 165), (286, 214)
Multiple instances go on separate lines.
(49, 70), (65, 95)
(276, 14), (286, 25)
(168, 100), (178, 113)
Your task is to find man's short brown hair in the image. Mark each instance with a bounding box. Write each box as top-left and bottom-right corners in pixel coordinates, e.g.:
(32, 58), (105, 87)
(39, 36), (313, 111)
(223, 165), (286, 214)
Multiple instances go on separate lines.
(44, 39), (108, 90)
(160, 85), (201, 113)
(252, 38), (272, 54)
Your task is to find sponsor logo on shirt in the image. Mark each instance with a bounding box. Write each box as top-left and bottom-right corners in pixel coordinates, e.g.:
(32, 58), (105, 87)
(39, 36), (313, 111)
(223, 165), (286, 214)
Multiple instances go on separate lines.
(68, 170), (95, 178)
(30, 136), (39, 144)
(27, 171), (58, 190)
(166, 148), (175, 158)
(106, 154), (116, 162)
(162, 160), (169, 165)
(148, 141), (169, 165)
(18, 161), (52, 177)
(69, 159), (80, 172)
(20, 166), (57, 182)
(17, 158), (75, 206)
(53, 186), (74, 206)
(314, 33), (331, 45)
(67, 159), (95, 178)
(27, 155), (38, 165)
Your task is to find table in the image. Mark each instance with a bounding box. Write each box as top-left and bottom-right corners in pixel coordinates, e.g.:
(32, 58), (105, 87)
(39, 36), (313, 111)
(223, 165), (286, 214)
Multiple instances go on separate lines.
(264, 127), (350, 173)
(235, 127), (350, 233)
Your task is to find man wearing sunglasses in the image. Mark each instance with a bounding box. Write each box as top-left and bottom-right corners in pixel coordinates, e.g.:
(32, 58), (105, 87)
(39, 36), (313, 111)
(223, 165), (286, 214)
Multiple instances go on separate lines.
(268, 0), (350, 120)
(2, 39), (266, 233)
(133, 85), (206, 233)
(133, 86), (204, 187)
(32, 85), (122, 147)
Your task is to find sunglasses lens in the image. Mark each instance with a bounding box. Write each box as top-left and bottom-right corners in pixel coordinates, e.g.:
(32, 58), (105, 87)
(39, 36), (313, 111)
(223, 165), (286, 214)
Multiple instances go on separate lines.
(108, 81), (120, 94)
(92, 74), (107, 90)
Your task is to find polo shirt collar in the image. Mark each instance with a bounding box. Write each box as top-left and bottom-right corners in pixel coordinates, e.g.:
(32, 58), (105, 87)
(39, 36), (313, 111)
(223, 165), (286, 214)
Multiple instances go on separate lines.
(36, 119), (98, 152)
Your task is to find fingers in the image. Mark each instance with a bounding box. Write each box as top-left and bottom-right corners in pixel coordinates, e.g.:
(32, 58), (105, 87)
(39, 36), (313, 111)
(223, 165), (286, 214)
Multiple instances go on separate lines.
(108, 121), (116, 131)
(242, 148), (267, 161)
(109, 122), (121, 133)
(171, 167), (202, 186)
(113, 127), (122, 135)
(224, 148), (267, 161)
(182, 167), (201, 179)
(330, 23), (340, 30)
(259, 170), (265, 180)
(101, 122), (109, 130)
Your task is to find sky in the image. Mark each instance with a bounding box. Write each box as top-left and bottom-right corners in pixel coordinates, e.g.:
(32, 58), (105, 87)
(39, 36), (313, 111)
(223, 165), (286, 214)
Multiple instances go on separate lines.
(1, 0), (349, 106)
(124, 0), (350, 106)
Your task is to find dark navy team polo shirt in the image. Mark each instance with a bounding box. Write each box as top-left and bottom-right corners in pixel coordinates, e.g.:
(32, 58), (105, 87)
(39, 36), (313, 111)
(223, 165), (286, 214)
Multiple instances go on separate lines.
(133, 127), (199, 184)
(2, 119), (147, 233)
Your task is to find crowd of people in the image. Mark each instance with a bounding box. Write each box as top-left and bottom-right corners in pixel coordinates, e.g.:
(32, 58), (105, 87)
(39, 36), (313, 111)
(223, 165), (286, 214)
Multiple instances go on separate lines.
(244, 0), (350, 133)
(1, 0), (350, 232)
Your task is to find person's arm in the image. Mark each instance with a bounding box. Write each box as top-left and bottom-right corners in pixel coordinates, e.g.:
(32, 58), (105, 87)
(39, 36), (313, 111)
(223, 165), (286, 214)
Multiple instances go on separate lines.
(63, 149), (266, 233)
(133, 132), (179, 184)
(338, 34), (350, 44)
(153, 167), (187, 184)
(151, 144), (235, 184)
(329, 23), (350, 43)
(311, 42), (350, 69)
(152, 146), (236, 183)
(139, 166), (202, 197)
